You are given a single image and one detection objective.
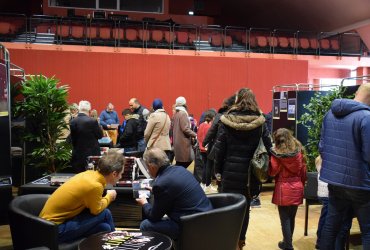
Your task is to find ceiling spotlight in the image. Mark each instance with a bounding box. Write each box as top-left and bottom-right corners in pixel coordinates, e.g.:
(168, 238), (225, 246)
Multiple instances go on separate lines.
(188, 11), (194, 16)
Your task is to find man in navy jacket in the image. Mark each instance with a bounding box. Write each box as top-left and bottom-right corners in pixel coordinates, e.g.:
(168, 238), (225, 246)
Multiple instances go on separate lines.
(136, 148), (213, 240)
(319, 83), (370, 250)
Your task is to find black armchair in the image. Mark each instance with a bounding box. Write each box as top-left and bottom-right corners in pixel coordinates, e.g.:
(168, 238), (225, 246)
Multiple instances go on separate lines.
(8, 194), (82, 250)
(177, 193), (247, 250)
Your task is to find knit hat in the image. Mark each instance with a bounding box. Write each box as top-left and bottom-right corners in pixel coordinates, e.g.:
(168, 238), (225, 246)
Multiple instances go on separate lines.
(152, 98), (163, 111)
(175, 96), (186, 106)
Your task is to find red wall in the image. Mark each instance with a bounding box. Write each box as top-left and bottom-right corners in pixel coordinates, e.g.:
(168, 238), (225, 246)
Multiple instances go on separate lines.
(6, 45), (308, 121)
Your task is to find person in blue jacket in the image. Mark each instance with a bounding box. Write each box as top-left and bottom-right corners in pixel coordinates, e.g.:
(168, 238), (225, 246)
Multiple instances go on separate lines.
(135, 148), (213, 240)
(99, 103), (119, 129)
(319, 83), (370, 250)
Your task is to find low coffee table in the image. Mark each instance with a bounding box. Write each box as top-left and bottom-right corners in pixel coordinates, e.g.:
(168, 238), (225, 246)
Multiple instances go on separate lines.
(78, 230), (172, 250)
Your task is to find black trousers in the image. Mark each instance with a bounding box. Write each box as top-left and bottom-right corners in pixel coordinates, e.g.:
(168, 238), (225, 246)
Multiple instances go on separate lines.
(278, 205), (298, 250)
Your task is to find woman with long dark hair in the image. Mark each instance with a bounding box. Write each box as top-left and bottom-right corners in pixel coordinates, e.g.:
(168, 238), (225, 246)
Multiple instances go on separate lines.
(213, 88), (272, 250)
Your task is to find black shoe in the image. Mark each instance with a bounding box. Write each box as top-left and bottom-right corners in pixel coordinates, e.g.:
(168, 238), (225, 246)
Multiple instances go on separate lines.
(250, 198), (261, 208)
(278, 241), (285, 250)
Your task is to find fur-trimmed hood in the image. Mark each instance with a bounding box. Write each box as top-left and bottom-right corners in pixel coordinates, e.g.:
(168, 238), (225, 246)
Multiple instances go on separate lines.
(220, 113), (265, 131)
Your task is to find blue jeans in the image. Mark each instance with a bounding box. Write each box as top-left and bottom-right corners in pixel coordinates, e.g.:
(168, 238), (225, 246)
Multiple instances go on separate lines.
(58, 209), (115, 243)
(320, 185), (370, 250)
(137, 138), (146, 152)
(316, 197), (352, 249)
(140, 217), (179, 240)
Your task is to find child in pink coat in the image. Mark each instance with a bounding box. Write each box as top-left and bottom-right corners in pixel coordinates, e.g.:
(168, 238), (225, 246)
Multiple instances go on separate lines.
(268, 128), (307, 250)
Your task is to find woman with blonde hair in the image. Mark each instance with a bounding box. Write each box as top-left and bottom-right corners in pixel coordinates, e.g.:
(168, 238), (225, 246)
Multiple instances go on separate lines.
(213, 88), (272, 249)
(268, 128), (307, 250)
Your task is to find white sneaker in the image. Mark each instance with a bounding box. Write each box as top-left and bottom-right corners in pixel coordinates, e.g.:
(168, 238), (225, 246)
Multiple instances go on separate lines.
(200, 183), (206, 190)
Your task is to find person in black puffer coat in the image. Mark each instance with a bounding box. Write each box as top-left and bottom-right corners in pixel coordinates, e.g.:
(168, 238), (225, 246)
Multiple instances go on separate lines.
(213, 88), (272, 250)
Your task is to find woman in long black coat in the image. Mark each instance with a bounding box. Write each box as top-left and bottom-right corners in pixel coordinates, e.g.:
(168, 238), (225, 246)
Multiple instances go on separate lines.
(213, 88), (272, 250)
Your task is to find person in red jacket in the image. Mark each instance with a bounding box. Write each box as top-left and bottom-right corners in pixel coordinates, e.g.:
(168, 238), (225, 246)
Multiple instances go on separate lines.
(268, 128), (307, 250)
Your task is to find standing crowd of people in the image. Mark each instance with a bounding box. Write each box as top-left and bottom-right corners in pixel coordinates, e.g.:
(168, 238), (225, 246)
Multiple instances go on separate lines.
(39, 84), (370, 250)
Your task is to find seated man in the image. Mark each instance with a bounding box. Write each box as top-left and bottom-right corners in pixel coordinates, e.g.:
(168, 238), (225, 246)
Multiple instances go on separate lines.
(39, 151), (125, 243)
(136, 148), (213, 240)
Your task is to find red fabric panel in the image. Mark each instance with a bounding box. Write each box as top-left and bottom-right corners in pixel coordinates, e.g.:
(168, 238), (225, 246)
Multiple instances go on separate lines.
(7, 46), (308, 120)
(36, 24), (49, 33)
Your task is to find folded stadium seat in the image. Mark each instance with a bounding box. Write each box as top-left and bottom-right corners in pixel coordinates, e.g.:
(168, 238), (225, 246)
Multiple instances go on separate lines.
(36, 24), (50, 33)
(188, 32), (197, 44)
(268, 36), (278, 47)
(0, 22), (11, 35)
(229, 31), (243, 44)
(319, 39), (330, 50)
(242, 33), (248, 45)
(113, 28), (124, 40)
(200, 32), (210, 42)
(309, 38), (319, 49)
(99, 27), (112, 40)
(58, 25), (70, 38)
(211, 34), (222, 47)
(175, 31), (188, 44)
(71, 25), (85, 39)
(256, 36), (268, 47)
(164, 31), (176, 43)
(126, 28), (138, 41)
(88, 26), (98, 39)
(278, 37), (289, 48)
(249, 35), (257, 47)
(151, 30), (163, 42)
(330, 39), (340, 50)
(299, 38), (310, 49)
(138, 29), (150, 42)
(289, 37), (299, 49)
(223, 35), (233, 47)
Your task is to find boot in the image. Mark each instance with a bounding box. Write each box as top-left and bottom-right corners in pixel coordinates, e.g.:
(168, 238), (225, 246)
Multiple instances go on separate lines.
(237, 240), (246, 250)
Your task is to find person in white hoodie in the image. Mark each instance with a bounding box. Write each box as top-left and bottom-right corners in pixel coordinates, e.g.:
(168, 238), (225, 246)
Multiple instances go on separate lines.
(315, 156), (353, 250)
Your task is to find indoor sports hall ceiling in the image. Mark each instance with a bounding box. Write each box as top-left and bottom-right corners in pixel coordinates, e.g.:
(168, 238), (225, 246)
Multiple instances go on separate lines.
(208, 0), (370, 32)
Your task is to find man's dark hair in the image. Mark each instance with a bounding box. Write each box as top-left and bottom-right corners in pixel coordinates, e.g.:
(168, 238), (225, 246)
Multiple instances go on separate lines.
(97, 150), (125, 176)
(122, 108), (132, 116)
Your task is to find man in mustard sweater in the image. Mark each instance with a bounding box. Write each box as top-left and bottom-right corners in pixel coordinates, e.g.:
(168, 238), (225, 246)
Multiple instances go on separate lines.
(40, 151), (125, 243)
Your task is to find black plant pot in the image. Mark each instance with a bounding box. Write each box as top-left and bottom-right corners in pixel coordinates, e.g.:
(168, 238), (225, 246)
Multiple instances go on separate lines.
(304, 171), (318, 200)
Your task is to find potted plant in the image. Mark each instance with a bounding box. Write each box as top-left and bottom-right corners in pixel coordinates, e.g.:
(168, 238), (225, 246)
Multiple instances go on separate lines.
(299, 85), (354, 199)
(15, 75), (72, 178)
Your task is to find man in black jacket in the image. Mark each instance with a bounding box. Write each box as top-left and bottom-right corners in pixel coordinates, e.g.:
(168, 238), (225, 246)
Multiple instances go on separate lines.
(119, 108), (139, 153)
(70, 100), (103, 173)
(129, 98), (150, 152)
